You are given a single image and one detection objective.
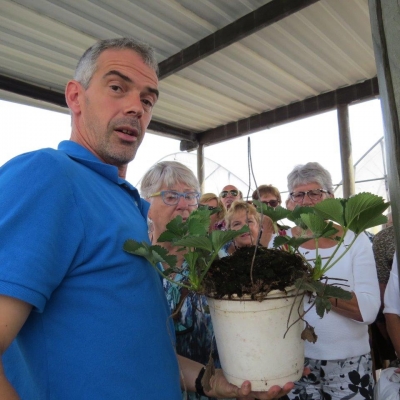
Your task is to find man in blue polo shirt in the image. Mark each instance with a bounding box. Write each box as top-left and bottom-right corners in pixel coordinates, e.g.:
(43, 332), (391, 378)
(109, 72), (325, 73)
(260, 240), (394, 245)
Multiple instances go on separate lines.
(0, 38), (295, 399)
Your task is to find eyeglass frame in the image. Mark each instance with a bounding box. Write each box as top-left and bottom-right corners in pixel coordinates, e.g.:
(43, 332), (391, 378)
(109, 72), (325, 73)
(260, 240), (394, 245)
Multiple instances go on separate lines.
(149, 190), (200, 206)
(289, 188), (329, 203)
(220, 189), (239, 198)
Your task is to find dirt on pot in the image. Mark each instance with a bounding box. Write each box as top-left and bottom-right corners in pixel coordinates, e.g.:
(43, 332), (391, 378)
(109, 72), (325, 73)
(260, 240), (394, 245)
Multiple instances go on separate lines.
(204, 246), (308, 299)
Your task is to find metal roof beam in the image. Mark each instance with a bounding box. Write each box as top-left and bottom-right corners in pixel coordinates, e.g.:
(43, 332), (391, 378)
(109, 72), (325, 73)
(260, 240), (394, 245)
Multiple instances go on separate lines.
(198, 78), (380, 146)
(158, 0), (320, 79)
(0, 75), (66, 107)
(0, 75), (195, 142)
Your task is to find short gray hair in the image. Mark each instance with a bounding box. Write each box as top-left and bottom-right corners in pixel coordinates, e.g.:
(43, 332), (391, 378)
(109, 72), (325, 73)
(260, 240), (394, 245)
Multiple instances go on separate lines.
(287, 162), (333, 193)
(74, 38), (159, 89)
(140, 161), (200, 199)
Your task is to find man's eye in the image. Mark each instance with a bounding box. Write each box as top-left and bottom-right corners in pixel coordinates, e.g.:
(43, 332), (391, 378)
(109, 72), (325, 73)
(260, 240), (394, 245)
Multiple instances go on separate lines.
(110, 85), (122, 92)
(142, 99), (154, 108)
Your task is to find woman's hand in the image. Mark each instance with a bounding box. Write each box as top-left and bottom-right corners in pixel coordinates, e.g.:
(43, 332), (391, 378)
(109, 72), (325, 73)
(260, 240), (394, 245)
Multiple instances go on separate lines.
(205, 369), (296, 399)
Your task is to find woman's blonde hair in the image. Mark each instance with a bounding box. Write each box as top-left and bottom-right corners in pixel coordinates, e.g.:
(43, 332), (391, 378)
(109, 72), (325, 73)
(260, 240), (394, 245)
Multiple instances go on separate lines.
(200, 193), (225, 221)
(225, 200), (260, 228)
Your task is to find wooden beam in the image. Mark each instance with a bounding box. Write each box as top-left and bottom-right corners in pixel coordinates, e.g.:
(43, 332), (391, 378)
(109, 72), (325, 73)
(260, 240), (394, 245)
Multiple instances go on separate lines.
(158, 0), (320, 79)
(198, 78), (380, 146)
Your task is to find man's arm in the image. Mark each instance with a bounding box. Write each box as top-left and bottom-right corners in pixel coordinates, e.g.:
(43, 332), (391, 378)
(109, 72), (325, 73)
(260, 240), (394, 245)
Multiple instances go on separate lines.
(0, 295), (32, 400)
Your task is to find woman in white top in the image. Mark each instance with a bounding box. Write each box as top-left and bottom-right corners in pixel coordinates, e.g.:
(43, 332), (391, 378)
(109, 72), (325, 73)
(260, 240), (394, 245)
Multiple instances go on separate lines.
(281, 162), (380, 400)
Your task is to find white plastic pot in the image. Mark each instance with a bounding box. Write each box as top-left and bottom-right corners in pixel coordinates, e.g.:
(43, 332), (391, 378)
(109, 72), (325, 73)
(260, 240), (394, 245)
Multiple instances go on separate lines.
(207, 286), (304, 391)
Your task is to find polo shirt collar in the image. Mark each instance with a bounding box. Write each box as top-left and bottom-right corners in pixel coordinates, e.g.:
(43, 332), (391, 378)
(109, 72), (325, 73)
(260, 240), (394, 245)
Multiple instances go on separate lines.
(57, 140), (138, 192)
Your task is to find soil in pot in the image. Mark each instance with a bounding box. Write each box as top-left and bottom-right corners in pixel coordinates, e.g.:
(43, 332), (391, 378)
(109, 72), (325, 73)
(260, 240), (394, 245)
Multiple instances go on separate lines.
(205, 246), (308, 299)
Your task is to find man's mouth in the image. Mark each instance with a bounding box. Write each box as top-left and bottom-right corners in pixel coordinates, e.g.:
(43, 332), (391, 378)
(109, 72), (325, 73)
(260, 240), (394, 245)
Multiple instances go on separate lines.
(117, 127), (138, 136)
(115, 126), (139, 142)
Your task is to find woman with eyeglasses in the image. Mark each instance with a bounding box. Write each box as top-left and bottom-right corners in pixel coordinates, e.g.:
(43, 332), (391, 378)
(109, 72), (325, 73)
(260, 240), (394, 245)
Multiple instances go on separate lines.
(199, 193), (225, 233)
(280, 162), (379, 400)
(141, 161), (234, 400)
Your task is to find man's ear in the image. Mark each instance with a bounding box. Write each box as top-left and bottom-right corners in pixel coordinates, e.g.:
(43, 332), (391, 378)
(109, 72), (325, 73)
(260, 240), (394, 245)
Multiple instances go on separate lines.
(65, 80), (83, 115)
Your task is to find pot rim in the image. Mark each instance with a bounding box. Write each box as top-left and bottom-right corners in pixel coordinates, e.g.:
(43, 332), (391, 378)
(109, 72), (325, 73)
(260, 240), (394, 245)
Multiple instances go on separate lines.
(206, 285), (303, 301)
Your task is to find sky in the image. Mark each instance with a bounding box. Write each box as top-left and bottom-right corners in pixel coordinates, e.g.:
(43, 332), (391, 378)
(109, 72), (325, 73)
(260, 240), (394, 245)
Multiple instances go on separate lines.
(0, 98), (385, 197)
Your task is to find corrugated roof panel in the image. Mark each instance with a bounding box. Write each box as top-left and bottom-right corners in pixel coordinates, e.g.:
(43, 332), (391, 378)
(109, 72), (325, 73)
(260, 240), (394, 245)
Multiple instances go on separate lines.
(0, 0), (377, 137)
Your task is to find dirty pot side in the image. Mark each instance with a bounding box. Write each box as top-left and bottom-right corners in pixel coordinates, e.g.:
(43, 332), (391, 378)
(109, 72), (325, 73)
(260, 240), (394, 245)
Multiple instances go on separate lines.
(207, 287), (304, 391)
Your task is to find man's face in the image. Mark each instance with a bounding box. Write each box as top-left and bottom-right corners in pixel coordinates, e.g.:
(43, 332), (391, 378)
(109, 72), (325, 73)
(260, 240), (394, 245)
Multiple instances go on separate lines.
(71, 49), (159, 175)
(220, 185), (241, 210)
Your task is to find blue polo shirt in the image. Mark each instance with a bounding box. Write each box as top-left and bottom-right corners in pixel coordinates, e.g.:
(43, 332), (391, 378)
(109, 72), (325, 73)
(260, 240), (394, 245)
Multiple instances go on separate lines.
(0, 141), (180, 399)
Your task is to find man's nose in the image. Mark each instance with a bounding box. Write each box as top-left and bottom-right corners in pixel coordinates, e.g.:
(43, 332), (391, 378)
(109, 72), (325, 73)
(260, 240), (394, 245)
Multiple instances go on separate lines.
(125, 93), (144, 118)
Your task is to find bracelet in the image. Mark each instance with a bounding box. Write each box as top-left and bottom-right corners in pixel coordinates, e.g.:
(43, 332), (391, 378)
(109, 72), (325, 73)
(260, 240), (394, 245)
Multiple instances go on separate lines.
(195, 366), (206, 396)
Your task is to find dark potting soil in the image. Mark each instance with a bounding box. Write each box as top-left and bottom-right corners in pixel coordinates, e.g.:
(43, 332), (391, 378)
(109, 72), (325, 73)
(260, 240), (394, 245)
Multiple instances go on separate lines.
(204, 246), (308, 299)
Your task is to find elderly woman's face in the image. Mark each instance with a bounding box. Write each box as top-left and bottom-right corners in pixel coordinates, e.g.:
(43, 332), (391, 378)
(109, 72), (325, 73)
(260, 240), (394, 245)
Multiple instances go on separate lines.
(287, 182), (331, 211)
(229, 209), (259, 248)
(148, 181), (198, 233)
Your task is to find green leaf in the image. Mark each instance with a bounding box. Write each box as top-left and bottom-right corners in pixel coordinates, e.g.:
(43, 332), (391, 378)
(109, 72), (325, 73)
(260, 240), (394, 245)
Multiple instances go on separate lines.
(253, 201), (291, 223)
(273, 235), (290, 247)
(173, 236), (213, 253)
(286, 237), (312, 249)
(188, 217), (209, 236)
(315, 297), (331, 318)
(313, 198), (345, 226)
(158, 215), (186, 242)
(323, 285), (352, 300)
(296, 279), (325, 294)
(344, 193), (390, 233)
(211, 226), (249, 252)
(123, 240), (177, 268)
(287, 206), (315, 229)
(320, 222), (339, 239)
(300, 213), (328, 237)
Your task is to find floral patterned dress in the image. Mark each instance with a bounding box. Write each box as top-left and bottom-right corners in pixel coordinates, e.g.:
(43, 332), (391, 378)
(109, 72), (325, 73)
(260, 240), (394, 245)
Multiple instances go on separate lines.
(164, 265), (233, 400)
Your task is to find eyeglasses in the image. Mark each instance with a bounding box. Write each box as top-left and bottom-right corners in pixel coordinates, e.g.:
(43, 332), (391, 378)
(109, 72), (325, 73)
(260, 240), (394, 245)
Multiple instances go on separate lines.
(149, 190), (200, 206)
(220, 189), (239, 198)
(261, 200), (280, 208)
(199, 204), (218, 211)
(290, 189), (329, 203)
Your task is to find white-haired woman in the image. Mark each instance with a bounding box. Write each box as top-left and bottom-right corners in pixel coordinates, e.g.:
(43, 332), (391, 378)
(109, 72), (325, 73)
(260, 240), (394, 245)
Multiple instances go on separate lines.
(141, 161), (231, 400)
(280, 162), (380, 400)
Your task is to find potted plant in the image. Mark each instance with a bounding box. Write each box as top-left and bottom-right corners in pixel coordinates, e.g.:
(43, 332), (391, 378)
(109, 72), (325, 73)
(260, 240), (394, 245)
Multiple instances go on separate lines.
(123, 192), (389, 391)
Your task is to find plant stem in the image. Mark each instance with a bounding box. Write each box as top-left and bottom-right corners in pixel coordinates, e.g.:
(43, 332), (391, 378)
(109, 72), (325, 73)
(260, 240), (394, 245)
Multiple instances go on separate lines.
(319, 231), (359, 275)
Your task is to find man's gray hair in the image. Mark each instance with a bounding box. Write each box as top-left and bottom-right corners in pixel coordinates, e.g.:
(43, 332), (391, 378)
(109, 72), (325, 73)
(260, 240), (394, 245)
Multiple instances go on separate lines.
(140, 161), (200, 199)
(74, 38), (159, 89)
(287, 162), (334, 194)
